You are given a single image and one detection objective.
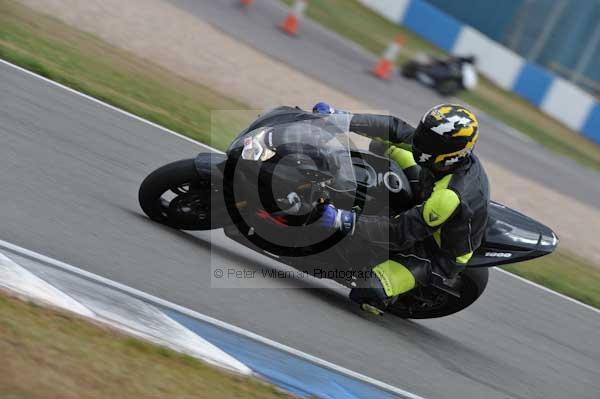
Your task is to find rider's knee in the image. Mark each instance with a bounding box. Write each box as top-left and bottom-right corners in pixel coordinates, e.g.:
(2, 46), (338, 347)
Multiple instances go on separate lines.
(350, 258), (430, 310)
(372, 259), (417, 297)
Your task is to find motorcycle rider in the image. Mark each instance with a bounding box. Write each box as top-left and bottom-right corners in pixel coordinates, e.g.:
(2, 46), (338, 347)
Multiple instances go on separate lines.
(314, 103), (489, 314)
(436, 55), (476, 71)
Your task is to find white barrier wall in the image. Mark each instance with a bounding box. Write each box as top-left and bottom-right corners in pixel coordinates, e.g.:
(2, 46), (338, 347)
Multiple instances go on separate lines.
(452, 26), (523, 91)
(358, 0), (410, 23)
(541, 78), (596, 131)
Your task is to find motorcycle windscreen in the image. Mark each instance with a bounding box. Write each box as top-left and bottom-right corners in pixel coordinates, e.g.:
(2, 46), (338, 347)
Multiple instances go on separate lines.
(239, 113), (357, 192)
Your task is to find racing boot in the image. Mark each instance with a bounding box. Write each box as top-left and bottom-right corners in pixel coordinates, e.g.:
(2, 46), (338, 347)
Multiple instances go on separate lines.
(349, 275), (392, 315)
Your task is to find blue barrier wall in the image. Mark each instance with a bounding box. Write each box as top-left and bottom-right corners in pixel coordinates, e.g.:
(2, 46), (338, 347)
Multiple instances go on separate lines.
(512, 63), (553, 106)
(401, 0), (461, 52)
(583, 105), (600, 144)
(426, 0), (521, 41)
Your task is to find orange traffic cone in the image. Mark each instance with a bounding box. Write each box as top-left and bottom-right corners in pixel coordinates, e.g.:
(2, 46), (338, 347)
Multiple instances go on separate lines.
(372, 35), (406, 80)
(280, 0), (307, 36)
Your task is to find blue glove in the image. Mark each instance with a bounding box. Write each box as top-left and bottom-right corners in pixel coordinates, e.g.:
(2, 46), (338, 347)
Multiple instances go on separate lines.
(312, 102), (350, 115)
(318, 204), (356, 235)
(312, 102), (335, 114)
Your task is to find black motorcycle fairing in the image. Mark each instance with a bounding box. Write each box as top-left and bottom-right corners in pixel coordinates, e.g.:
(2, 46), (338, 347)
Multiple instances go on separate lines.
(468, 201), (558, 267)
(349, 150), (414, 215)
(193, 152), (228, 204)
(194, 152), (227, 181)
(228, 106), (320, 156)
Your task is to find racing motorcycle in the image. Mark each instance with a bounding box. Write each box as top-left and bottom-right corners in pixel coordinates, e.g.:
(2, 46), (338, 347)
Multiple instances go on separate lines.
(139, 107), (557, 319)
(401, 53), (477, 96)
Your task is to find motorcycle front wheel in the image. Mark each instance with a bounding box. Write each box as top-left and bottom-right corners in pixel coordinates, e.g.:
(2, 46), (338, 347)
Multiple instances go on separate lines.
(400, 61), (419, 79)
(138, 158), (219, 230)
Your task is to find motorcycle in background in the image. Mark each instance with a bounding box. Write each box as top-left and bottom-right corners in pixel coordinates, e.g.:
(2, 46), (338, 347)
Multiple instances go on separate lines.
(401, 53), (478, 96)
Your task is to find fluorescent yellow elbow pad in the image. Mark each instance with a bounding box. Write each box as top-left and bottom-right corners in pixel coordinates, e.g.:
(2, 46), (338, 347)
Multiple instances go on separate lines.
(423, 188), (460, 227)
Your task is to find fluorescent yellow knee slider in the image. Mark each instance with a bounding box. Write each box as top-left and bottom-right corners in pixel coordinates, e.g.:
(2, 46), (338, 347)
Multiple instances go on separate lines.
(373, 260), (416, 297)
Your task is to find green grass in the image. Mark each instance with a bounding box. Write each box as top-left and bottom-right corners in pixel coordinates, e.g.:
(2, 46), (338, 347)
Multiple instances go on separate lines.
(0, 0), (252, 151)
(281, 0), (600, 173)
(503, 251), (600, 309)
(0, 293), (292, 399)
(1, 0), (598, 308)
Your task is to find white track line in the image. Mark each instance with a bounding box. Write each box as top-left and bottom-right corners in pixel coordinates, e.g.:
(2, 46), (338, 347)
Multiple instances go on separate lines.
(494, 268), (599, 314)
(0, 239), (426, 399)
(1, 59), (596, 312)
(0, 59), (223, 154)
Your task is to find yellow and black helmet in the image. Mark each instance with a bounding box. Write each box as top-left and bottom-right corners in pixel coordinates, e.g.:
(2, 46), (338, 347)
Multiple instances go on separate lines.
(412, 104), (479, 170)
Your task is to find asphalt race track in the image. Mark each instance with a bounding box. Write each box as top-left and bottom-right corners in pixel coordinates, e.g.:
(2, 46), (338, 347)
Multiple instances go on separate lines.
(169, 0), (600, 210)
(2, 58), (600, 398)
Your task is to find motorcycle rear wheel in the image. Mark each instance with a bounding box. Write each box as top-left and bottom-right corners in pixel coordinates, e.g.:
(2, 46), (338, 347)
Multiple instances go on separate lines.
(436, 79), (461, 96)
(387, 268), (489, 319)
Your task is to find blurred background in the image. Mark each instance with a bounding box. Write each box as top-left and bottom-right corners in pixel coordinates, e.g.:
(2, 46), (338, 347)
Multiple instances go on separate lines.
(429, 0), (600, 95)
(1, 0), (599, 398)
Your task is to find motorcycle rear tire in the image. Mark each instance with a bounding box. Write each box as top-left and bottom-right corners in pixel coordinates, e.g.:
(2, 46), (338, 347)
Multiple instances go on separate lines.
(436, 79), (461, 96)
(388, 267), (489, 319)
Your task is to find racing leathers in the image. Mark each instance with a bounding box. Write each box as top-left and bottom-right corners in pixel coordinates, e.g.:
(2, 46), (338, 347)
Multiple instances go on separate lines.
(348, 113), (490, 308)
